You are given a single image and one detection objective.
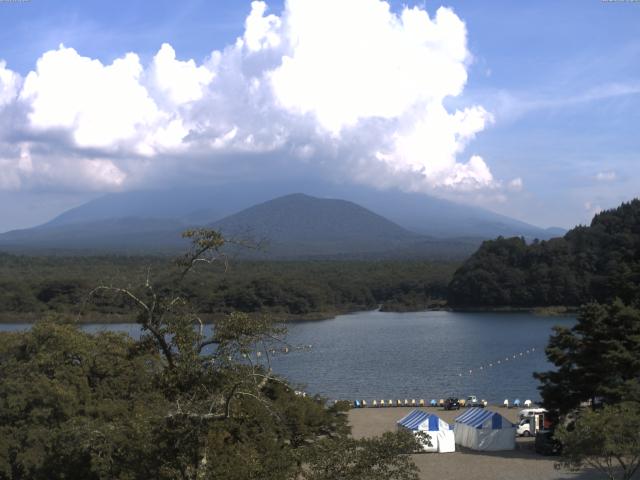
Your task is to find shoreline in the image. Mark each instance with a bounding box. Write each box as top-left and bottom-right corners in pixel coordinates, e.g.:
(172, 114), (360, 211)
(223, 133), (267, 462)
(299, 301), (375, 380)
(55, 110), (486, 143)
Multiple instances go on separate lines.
(0, 304), (578, 324)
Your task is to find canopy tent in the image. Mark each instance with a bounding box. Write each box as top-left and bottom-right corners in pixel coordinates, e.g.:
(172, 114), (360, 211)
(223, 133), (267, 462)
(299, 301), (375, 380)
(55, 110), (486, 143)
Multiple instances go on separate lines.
(397, 410), (455, 453)
(454, 408), (516, 451)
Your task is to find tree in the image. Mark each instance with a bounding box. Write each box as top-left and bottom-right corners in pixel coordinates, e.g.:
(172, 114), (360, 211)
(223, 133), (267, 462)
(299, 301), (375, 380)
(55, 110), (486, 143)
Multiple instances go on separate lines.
(0, 229), (423, 479)
(448, 198), (640, 308)
(0, 321), (166, 479)
(534, 301), (640, 416)
(554, 402), (640, 480)
(301, 431), (421, 480)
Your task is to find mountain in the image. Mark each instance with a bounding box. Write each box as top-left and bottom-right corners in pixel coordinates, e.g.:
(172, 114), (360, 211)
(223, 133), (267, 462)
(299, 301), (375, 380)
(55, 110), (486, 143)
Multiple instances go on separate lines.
(0, 217), (188, 254)
(0, 182), (562, 257)
(210, 193), (422, 258)
(544, 226), (568, 237)
(0, 192), (482, 258)
(448, 199), (640, 307)
(34, 182), (557, 239)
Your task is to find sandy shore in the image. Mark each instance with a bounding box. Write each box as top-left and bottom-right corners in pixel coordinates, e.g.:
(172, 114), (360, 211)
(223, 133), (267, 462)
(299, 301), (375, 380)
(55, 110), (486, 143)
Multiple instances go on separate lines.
(348, 406), (609, 480)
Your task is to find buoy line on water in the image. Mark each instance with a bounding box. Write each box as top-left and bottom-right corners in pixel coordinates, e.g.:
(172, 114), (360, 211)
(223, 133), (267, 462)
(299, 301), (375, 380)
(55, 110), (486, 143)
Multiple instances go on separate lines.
(457, 346), (543, 377)
(241, 344), (314, 359)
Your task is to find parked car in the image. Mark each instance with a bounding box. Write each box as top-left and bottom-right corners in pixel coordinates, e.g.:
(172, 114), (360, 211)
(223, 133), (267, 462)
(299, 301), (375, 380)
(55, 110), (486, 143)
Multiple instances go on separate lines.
(443, 397), (461, 410)
(535, 430), (562, 456)
(465, 395), (484, 408)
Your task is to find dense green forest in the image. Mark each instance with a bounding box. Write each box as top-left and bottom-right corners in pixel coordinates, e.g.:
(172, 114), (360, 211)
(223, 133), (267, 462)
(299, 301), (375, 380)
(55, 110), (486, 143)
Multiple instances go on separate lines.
(0, 230), (422, 479)
(0, 254), (456, 322)
(448, 199), (640, 308)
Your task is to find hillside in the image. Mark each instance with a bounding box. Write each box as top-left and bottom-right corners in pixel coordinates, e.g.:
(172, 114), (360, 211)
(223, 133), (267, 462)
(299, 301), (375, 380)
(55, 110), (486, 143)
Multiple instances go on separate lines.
(0, 183), (562, 258)
(0, 217), (188, 254)
(448, 199), (640, 307)
(0, 193), (478, 259)
(27, 182), (560, 240)
(211, 193), (420, 257)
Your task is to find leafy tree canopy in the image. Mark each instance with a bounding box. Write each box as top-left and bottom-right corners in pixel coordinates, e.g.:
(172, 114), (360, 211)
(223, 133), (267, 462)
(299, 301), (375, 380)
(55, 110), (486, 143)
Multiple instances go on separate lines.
(0, 229), (422, 480)
(555, 402), (640, 480)
(448, 199), (640, 308)
(535, 301), (640, 416)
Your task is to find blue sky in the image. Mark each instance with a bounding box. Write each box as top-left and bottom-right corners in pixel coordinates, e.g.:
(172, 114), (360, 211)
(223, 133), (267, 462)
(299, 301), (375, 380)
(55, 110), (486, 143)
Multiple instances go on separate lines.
(0, 0), (638, 231)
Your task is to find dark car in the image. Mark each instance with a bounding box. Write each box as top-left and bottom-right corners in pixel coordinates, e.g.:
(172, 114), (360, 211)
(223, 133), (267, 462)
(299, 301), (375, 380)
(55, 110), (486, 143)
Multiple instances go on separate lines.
(443, 397), (460, 410)
(535, 430), (562, 456)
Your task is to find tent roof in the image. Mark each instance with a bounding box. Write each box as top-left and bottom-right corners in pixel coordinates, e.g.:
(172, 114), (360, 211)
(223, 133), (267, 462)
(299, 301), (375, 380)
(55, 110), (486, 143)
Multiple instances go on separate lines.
(455, 408), (514, 429)
(397, 409), (450, 431)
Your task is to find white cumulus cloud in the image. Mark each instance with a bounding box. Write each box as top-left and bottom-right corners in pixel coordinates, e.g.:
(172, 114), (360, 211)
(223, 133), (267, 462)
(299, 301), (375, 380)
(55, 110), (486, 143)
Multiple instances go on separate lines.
(20, 46), (165, 151)
(0, 61), (21, 108)
(149, 43), (215, 105)
(270, 1), (469, 133)
(595, 170), (616, 182)
(508, 177), (523, 191)
(0, 0), (505, 196)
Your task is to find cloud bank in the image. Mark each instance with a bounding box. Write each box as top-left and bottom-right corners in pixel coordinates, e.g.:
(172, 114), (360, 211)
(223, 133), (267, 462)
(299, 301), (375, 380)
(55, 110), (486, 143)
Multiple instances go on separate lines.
(0, 0), (499, 195)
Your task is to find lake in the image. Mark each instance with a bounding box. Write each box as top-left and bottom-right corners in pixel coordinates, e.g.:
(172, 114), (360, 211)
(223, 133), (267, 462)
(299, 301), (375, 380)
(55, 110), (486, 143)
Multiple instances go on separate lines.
(0, 310), (573, 404)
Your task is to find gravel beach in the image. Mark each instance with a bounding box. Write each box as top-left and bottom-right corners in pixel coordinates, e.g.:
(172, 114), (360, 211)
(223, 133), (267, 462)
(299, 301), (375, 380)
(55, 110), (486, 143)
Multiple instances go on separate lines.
(348, 406), (612, 480)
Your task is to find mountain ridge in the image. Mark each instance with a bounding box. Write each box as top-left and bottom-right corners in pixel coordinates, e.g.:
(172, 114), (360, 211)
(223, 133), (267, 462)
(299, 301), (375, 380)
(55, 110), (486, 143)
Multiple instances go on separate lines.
(0, 187), (565, 258)
(34, 183), (562, 239)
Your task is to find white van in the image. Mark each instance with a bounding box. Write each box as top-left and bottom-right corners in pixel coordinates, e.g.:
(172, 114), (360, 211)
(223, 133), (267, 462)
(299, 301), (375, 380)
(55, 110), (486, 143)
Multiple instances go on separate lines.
(517, 408), (548, 437)
(518, 407), (546, 419)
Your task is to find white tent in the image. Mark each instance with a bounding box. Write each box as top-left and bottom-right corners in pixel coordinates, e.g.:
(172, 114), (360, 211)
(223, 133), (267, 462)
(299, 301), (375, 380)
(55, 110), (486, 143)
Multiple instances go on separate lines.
(454, 408), (516, 451)
(397, 409), (455, 453)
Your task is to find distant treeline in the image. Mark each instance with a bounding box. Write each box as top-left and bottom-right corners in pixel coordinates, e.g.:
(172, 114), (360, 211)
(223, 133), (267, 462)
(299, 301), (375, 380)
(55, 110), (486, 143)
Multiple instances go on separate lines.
(448, 199), (640, 308)
(0, 255), (457, 321)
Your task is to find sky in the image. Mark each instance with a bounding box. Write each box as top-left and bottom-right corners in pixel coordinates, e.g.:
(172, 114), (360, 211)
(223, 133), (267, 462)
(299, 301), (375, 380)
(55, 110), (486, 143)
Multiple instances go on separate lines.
(0, 0), (638, 232)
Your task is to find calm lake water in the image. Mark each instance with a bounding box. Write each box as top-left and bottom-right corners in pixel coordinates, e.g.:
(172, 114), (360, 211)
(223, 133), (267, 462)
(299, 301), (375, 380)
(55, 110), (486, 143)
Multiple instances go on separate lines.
(0, 310), (573, 404)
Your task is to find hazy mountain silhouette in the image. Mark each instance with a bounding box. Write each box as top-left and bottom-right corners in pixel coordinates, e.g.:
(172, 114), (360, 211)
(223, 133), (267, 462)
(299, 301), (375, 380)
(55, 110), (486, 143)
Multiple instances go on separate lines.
(0, 183), (565, 257)
(210, 193), (422, 257)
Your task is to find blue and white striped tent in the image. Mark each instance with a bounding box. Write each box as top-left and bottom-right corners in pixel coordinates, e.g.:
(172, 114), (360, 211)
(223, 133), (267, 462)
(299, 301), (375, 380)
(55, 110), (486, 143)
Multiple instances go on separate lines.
(397, 410), (455, 453)
(454, 408), (516, 451)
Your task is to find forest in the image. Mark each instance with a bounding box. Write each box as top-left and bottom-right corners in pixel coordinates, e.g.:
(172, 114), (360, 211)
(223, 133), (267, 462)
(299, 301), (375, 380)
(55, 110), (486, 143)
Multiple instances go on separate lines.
(0, 230), (423, 479)
(448, 199), (640, 308)
(0, 254), (456, 323)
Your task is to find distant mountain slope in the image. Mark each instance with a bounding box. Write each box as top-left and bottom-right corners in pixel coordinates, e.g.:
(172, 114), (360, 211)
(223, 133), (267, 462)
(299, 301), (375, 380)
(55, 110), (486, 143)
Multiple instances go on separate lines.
(211, 193), (421, 257)
(335, 187), (568, 239)
(0, 217), (188, 253)
(35, 182), (558, 240)
(448, 199), (640, 307)
(0, 183), (561, 258)
(41, 184), (286, 228)
(0, 193), (481, 259)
